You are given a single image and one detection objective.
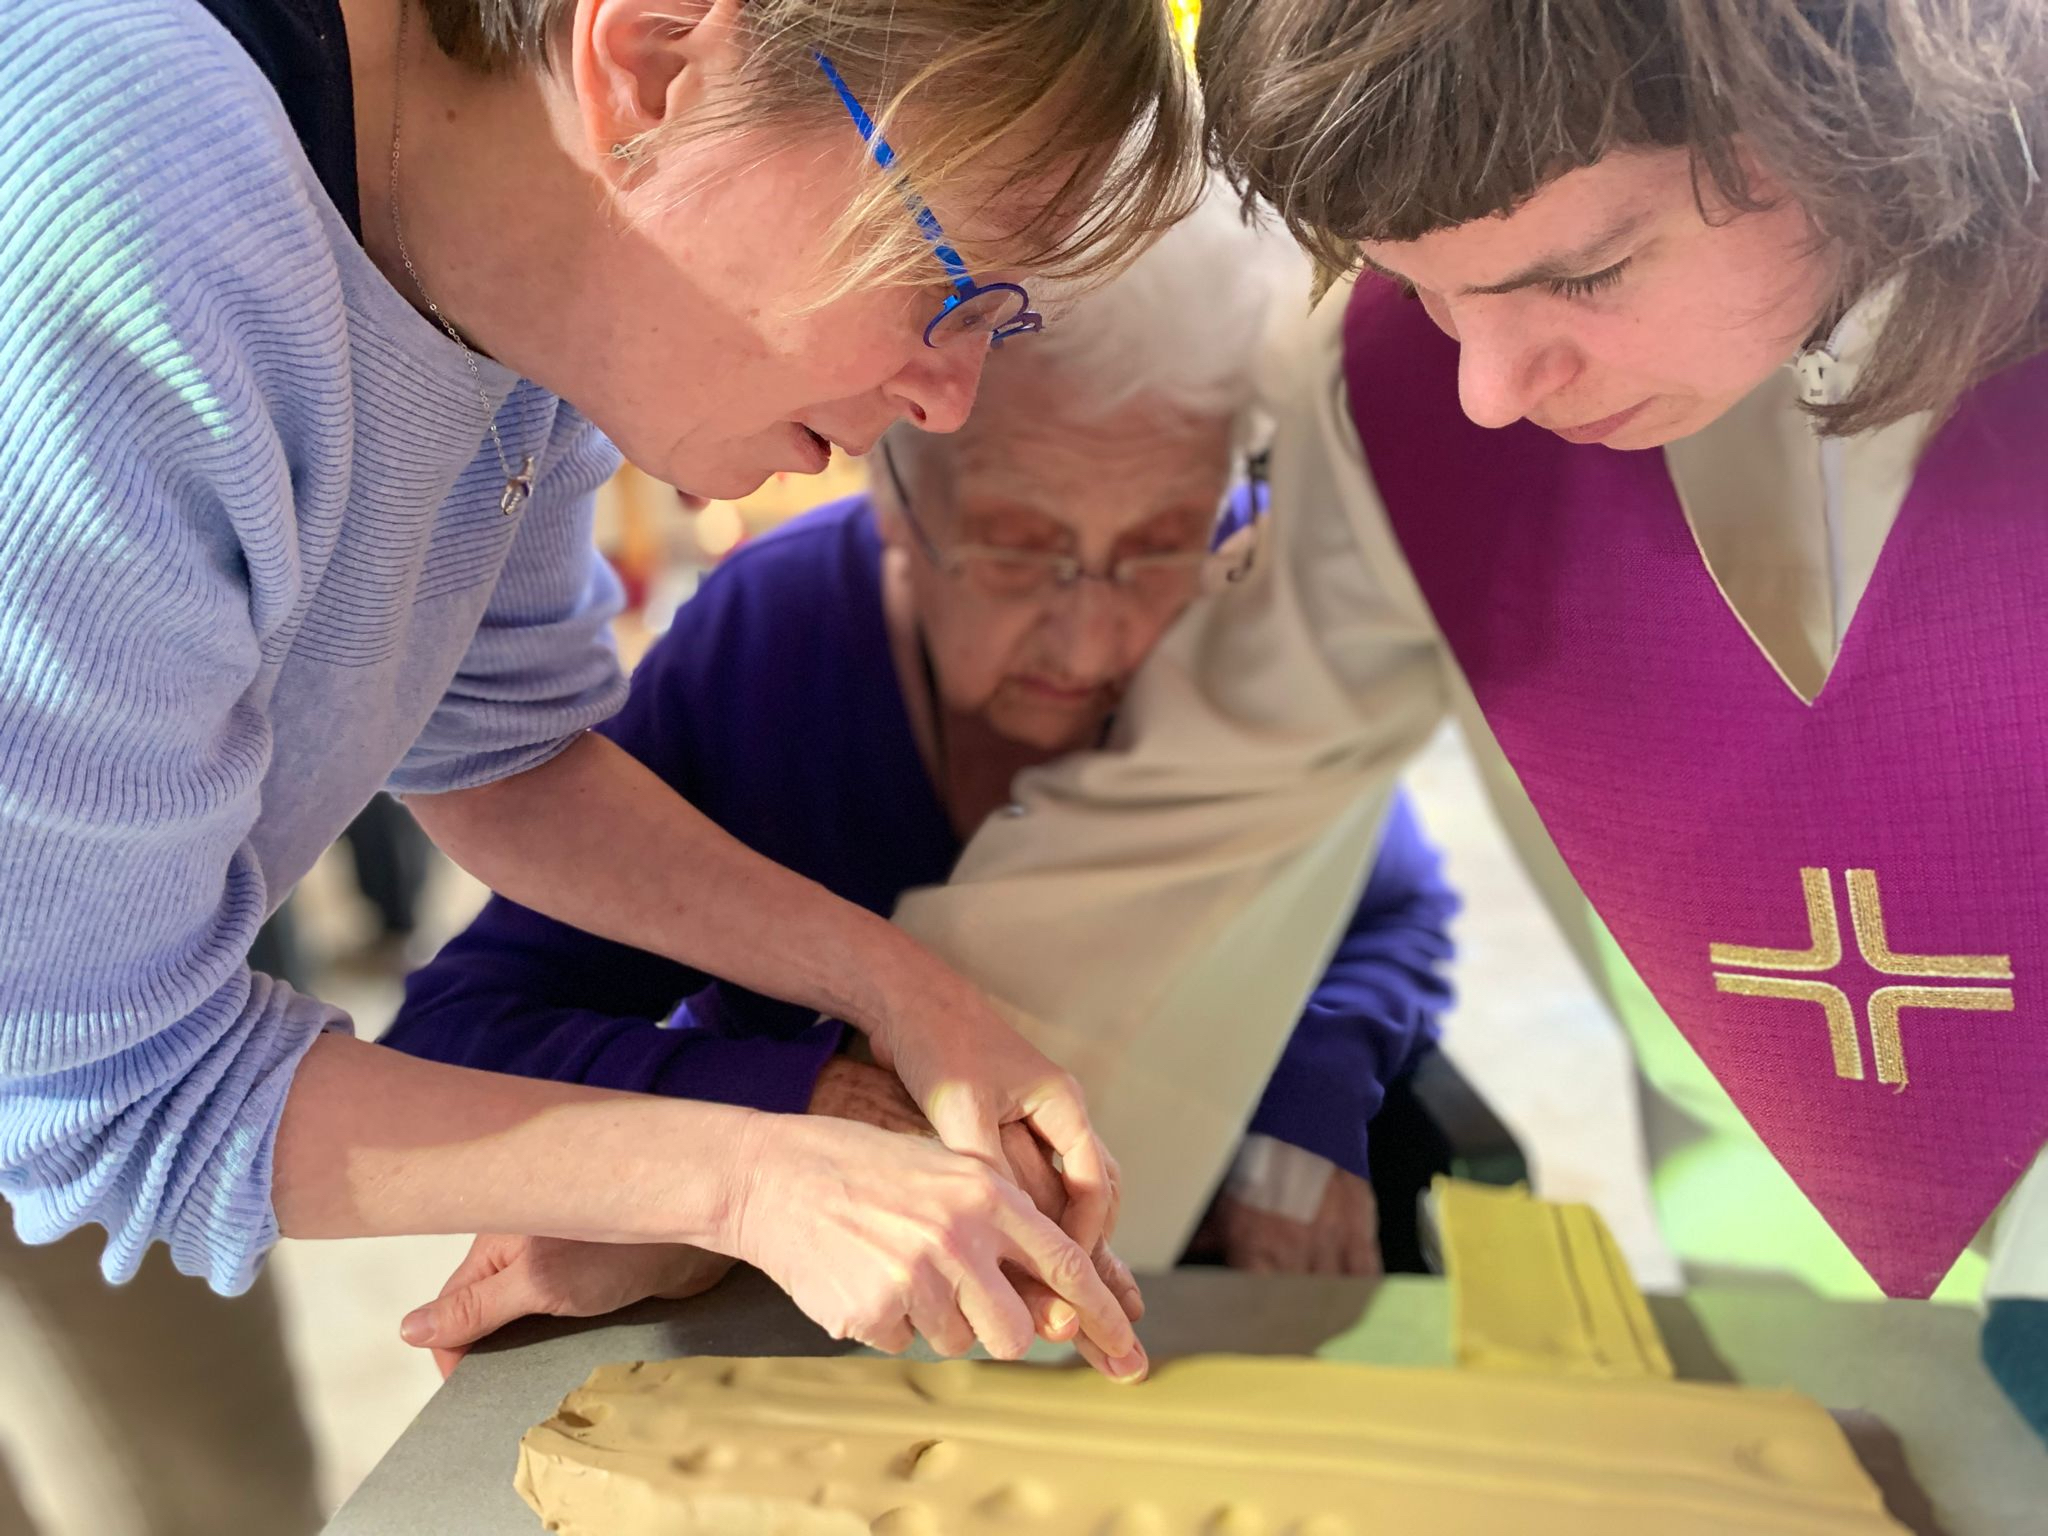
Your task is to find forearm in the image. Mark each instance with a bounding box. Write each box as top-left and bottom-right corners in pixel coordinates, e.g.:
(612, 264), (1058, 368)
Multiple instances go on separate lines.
(407, 733), (928, 1034)
(382, 977), (843, 1114)
(271, 1033), (759, 1248)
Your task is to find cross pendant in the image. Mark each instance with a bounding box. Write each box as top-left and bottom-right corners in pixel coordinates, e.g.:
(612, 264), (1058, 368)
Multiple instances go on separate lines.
(500, 454), (538, 517)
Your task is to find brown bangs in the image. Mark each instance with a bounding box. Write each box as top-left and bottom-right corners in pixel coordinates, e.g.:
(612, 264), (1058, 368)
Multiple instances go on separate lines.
(1196, 0), (2048, 434)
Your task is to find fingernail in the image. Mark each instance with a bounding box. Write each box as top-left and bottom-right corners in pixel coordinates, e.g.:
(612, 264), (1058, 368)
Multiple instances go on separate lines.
(1110, 1346), (1148, 1382)
(400, 1310), (433, 1346)
(1045, 1301), (1076, 1334)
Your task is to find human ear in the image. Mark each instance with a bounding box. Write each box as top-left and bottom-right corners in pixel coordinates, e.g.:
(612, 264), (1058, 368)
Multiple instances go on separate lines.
(571, 0), (746, 175)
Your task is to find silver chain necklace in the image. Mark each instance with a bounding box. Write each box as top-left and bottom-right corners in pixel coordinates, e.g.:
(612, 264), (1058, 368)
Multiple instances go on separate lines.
(387, 1), (535, 516)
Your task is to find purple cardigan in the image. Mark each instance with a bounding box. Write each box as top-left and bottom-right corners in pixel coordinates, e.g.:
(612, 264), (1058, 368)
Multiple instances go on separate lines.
(382, 497), (1458, 1177)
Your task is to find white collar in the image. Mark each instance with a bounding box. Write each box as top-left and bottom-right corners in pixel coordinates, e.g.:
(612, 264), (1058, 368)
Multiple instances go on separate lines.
(1791, 280), (1902, 408)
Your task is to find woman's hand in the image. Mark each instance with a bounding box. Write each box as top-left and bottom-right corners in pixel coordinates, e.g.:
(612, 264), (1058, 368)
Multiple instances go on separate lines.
(806, 1056), (934, 1136)
(731, 1112), (1149, 1381)
(807, 1057), (1146, 1356)
(392, 1068), (1146, 1381)
(863, 964), (1119, 1255)
(413, 740), (1120, 1252)
(400, 1235), (734, 1377)
(1205, 1167), (1383, 1277)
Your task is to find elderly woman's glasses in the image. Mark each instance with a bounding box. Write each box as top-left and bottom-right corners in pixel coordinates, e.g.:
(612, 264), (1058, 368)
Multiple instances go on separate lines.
(814, 53), (1044, 351)
(879, 441), (1268, 604)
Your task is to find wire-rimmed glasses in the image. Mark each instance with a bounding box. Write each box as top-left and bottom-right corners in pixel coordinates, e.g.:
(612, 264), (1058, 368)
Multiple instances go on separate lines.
(879, 441), (1269, 604)
(814, 52), (1045, 351)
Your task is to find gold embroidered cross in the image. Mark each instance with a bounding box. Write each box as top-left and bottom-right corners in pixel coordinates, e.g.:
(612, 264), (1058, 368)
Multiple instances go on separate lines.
(1709, 869), (2014, 1089)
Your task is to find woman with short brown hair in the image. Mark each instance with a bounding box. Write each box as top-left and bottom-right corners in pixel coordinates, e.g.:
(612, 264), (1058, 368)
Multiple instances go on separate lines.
(885, 0), (2048, 1427)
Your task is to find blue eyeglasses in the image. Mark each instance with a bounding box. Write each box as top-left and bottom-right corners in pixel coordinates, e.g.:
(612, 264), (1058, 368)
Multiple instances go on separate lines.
(814, 52), (1045, 351)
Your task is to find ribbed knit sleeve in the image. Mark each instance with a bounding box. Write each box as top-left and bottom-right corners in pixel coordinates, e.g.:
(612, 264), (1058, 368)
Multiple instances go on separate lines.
(385, 407), (628, 796)
(0, 1), (354, 1293)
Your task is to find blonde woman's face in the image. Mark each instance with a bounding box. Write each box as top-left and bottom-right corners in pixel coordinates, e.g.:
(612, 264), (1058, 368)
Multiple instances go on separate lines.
(1356, 147), (1837, 450)
(582, 123), (1013, 499)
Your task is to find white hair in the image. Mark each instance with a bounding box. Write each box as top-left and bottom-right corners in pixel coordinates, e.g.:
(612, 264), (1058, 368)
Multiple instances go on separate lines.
(882, 177), (1313, 471)
(1019, 178), (1314, 430)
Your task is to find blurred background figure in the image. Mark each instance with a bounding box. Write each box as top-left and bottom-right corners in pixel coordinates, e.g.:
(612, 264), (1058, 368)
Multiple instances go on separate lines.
(251, 797), (436, 992)
(0, 1231), (321, 1536)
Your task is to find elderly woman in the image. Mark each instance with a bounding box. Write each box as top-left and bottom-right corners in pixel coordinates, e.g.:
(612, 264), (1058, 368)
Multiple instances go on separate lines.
(384, 193), (1460, 1356)
(0, 0), (1197, 1454)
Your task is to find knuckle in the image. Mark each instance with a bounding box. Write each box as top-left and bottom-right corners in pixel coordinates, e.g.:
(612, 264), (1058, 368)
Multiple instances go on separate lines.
(442, 1287), (486, 1338)
(1044, 1241), (1093, 1294)
(975, 1175), (1013, 1219)
(846, 1307), (892, 1347)
(953, 1167), (1009, 1223)
(986, 1326), (1031, 1361)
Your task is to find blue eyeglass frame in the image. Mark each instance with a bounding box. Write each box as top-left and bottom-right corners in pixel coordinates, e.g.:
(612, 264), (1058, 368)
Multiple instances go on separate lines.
(814, 51), (1045, 350)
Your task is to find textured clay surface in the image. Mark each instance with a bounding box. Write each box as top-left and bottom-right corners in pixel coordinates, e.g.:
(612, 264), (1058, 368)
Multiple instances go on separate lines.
(515, 1354), (1905, 1534)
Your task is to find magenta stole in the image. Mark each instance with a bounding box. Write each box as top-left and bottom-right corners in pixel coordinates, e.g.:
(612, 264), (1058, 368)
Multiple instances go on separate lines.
(1344, 279), (2048, 1297)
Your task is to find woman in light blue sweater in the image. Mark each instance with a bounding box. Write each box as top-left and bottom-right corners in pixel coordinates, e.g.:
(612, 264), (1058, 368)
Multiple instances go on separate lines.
(0, 0), (1194, 1375)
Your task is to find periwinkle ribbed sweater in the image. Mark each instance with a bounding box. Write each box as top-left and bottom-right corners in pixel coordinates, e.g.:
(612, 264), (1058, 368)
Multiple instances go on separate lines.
(0, 0), (627, 1294)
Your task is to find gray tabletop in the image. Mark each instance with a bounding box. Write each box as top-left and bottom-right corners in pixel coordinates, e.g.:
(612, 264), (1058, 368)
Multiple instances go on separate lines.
(324, 1269), (2047, 1536)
